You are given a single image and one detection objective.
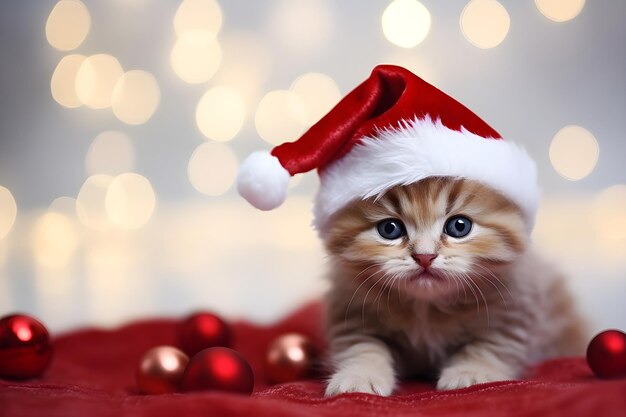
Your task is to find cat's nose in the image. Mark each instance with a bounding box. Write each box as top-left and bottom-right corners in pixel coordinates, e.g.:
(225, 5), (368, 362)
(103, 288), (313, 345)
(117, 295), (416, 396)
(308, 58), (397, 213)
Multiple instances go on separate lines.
(412, 253), (438, 268)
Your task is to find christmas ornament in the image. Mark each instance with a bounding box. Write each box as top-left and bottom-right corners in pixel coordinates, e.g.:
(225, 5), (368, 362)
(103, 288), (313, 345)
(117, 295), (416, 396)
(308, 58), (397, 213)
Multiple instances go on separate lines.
(586, 329), (626, 379)
(135, 346), (189, 394)
(237, 64), (539, 233)
(177, 312), (231, 356)
(264, 333), (318, 384)
(0, 314), (53, 379)
(181, 347), (254, 394)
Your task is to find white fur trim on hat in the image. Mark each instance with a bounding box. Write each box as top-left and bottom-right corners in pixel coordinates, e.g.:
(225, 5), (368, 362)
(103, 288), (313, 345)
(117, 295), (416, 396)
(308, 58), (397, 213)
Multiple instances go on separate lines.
(237, 151), (291, 211)
(313, 117), (540, 233)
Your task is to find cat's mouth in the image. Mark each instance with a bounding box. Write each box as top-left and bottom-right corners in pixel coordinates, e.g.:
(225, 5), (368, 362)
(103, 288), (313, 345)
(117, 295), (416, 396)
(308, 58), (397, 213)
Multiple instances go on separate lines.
(409, 269), (442, 282)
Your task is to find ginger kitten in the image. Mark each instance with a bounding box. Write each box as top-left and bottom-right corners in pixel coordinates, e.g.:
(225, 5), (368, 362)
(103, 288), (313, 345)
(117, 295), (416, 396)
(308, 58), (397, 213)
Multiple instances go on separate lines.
(323, 177), (585, 396)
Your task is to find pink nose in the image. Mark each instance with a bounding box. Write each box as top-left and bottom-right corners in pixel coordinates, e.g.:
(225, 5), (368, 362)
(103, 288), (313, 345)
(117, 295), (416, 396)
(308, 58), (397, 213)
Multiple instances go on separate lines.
(412, 253), (438, 268)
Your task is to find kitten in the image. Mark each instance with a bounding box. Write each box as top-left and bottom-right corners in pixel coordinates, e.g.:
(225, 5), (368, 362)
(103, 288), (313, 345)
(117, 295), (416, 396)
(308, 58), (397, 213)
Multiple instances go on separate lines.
(323, 177), (586, 396)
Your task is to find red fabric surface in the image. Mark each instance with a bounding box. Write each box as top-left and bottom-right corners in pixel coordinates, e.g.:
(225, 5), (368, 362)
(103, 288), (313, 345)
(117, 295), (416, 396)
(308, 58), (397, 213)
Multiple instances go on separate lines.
(1, 303), (625, 417)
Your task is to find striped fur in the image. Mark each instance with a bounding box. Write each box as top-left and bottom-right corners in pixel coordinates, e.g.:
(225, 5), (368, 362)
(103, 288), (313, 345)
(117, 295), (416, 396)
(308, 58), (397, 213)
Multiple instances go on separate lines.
(323, 178), (586, 396)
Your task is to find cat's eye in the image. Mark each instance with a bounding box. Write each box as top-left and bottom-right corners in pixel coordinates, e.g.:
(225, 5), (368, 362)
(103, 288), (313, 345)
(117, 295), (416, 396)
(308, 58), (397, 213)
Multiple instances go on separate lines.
(377, 219), (406, 240)
(444, 216), (473, 238)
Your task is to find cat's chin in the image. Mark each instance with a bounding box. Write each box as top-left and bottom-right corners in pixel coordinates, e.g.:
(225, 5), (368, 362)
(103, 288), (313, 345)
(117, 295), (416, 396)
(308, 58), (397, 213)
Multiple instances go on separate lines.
(399, 269), (454, 299)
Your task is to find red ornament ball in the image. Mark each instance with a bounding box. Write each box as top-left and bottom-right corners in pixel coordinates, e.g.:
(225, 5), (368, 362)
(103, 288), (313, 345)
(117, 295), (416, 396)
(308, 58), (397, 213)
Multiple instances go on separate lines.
(587, 329), (626, 379)
(136, 346), (189, 394)
(177, 312), (231, 357)
(264, 333), (318, 384)
(0, 314), (53, 380)
(181, 347), (254, 395)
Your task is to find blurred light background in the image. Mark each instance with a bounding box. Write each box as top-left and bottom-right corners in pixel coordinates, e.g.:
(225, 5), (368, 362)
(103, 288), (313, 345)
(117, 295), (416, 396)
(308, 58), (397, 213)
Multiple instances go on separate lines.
(0, 0), (624, 334)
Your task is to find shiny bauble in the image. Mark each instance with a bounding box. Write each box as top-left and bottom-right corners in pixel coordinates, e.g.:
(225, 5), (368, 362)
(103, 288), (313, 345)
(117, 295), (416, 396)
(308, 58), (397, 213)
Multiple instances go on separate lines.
(587, 329), (626, 379)
(264, 333), (317, 384)
(177, 312), (231, 356)
(181, 347), (254, 395)
(136, 346), (189, 394)
(0, 314), (53, 379)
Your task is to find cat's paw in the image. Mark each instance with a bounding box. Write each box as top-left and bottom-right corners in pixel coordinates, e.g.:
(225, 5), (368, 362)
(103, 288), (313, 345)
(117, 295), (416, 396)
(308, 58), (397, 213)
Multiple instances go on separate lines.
(325, 367), (395, 397)
(437, 363), (513, 390)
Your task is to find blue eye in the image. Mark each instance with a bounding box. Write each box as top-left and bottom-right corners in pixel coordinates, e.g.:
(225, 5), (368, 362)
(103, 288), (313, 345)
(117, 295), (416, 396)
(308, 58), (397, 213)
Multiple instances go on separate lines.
(377, 219), (406, 240)
(444, 216), (472, 238)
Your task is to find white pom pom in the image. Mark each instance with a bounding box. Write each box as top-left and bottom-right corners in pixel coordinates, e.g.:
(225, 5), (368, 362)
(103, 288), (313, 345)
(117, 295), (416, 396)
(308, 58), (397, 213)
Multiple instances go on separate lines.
(237, 151), (290, 210)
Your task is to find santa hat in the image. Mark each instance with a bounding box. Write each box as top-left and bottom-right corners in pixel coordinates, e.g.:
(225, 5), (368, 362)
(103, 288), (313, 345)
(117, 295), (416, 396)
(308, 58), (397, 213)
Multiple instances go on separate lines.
(237, 65), (539, 233)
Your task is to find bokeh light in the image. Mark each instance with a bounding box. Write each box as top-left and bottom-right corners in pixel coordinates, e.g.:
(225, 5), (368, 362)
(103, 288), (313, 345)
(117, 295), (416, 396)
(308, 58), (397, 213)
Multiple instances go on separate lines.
(0, 239), (5, 268)
(255, 90), (308, 145)
(215, 32), (272, 99)
(535, 0), (585, 22)
(45, 0), (91, 51)
(269, 0), (333, 53)
(195, 86), (245, 142)
(31, 212), (80, 269)
(460, 0), (510, 49)
(170, 30), (222, 84)
(83, 234), (140, 325)
(105, 173), (156, 230)
(290, 73), (341, 125)
(49, 196), (85, 223)
(549, 125), (599, 181)
(111, 0), (149, 5)
(50, 54), (87, 108)
(77, 175), (114, 231)
(111, 70), (161, 125)
(0, 186), (17, 240)
(271, 198), (319, 251)
(591, 185), (626, 243)
(174, 0), (222, 37)
(187, 142), (238, 196)
(75, 54), (124, 109)
(86, 131), (135, 176)
(382, 0), (431, 48)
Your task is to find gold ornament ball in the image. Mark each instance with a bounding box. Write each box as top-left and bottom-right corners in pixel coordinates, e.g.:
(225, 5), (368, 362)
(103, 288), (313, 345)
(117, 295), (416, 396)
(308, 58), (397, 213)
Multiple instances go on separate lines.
(264, 333), (318, 384)
(136, 346), (189, 394)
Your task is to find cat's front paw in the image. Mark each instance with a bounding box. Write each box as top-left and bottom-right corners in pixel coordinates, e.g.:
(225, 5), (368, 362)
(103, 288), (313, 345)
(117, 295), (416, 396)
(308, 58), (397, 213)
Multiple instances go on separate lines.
(325, 367), (395, 397)
(437, 363), (514, 390)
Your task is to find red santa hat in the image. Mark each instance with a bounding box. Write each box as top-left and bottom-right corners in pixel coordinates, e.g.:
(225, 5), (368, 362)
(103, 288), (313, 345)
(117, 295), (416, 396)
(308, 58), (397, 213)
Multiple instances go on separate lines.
(237, 65), (539, 233)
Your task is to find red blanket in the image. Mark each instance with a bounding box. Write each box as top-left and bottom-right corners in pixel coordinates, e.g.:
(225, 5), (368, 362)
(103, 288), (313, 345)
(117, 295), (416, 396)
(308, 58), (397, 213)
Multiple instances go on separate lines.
(1, 304), (625, 417)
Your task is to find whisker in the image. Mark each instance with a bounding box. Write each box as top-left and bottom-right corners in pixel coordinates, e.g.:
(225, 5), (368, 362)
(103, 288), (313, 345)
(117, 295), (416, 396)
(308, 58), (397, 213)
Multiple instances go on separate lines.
(457, 272), (468, 303)
(473, 271), (508, 310)
(343, 268), (382, 325)
(386, 274), (396, 316)
(455, 271), (480, 315)
(373, 277), (386, 316)
(362, 273), (390, 327)
(398, 274), (405, 305)
(450, 271), (462, 304)
(374, 275), (393, 315)
(377, 274), (398, 321)
(472, 262), (514, 301)
(463, 272), (490, 326)
(349, 263), (384, 287)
